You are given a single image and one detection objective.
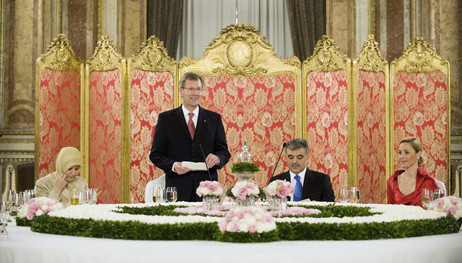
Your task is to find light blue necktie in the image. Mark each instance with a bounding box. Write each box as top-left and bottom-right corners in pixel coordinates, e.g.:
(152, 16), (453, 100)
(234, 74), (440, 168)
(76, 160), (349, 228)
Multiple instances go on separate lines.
(293, 174), (302, 201)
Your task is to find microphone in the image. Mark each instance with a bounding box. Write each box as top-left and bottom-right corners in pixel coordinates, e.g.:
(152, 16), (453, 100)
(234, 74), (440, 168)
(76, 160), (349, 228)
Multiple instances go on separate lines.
(198, 142), (212, 181)
(271, 142), (287, 178)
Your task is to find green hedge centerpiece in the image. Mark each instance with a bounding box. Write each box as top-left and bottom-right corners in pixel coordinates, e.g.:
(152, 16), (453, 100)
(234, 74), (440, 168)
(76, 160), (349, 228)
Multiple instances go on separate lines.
(232, 161), (260, 180)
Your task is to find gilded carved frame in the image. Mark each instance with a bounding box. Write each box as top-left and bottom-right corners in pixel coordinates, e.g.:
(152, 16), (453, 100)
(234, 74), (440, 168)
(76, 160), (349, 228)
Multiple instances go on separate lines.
(353, 35), (389, 202)
(389, 37), (451, 191)
(179, 24), (302, 136)
(302, 35), (355, 186)
(34, 33), (84, 182)
(84, 35), (127, 201)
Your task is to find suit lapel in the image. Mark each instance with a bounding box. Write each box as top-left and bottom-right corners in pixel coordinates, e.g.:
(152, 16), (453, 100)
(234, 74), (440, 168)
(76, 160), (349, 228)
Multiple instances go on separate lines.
(302, 168), (312, 200)
(194, 107), (207, 140)
(175, 106), (192, 140)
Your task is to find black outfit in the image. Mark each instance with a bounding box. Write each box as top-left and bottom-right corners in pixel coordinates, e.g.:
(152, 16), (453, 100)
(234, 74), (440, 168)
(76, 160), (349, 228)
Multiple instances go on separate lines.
(269, 168), (335, 202)
(150, 105), (230, 202)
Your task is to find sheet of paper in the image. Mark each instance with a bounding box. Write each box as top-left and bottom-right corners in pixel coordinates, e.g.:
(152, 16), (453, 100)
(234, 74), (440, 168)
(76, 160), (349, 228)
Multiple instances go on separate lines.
(182, 161), (207, 171)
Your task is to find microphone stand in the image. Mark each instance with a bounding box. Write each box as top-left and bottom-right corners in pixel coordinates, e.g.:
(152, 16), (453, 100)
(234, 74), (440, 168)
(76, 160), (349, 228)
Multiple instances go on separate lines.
(198, 143), (212, 181)
(271, 142), (287, 178)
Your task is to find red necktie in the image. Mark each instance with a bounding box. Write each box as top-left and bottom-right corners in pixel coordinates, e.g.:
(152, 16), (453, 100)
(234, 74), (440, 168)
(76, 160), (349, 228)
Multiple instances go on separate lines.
(188, 112), (195, 139)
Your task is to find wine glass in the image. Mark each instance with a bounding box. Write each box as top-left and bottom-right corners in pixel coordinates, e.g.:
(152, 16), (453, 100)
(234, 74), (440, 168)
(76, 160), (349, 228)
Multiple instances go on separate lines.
(87, 188), (98, 205)
(338, 188), (350, 203)
(166, 187), (177, 203)
(154, 186), (165, 203)
(433, 189), (445, 200)
(14, 192), (25, 211)
(421, 188), (433, 209)
(70, 189), (80, 205)
(7, 190), (15, 210)
(349, 187), (360, 203)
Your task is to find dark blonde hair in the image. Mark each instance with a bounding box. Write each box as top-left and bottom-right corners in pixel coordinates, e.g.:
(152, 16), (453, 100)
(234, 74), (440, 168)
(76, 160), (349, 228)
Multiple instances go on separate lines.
(179, 72), (203, 89)
(400, 137), (424, 167)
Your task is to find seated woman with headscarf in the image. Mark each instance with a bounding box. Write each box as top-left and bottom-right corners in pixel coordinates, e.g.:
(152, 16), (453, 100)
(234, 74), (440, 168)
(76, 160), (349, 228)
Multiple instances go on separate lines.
(35, 147), (88, 206)
(387, 137), (440, 207)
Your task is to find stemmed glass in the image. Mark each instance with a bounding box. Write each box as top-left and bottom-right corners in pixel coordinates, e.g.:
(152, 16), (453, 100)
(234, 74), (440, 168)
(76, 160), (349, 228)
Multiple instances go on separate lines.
(349, 187), (360, 203)
(153, 186), (165, 203)
(166, 187), (177, 203)
(14, 192), (25, 211)
(421, 188), (433, 209)
(433, 189), (445, 200)
(87, 189), (98, 205)
(7, 190), (15, 211)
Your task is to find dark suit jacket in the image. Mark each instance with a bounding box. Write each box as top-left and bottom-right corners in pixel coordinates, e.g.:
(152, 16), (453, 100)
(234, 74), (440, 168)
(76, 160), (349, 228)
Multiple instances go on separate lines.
(150, 105), (230, 202)
(269, 168), (335, 202)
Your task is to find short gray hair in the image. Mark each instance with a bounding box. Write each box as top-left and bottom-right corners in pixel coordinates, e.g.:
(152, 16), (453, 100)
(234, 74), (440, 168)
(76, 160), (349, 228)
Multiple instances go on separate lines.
(286, 138), (309, 155)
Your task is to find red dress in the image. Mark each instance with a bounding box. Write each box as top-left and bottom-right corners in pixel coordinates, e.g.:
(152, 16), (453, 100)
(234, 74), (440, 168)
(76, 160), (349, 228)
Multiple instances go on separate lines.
(386, 167), (440, 207)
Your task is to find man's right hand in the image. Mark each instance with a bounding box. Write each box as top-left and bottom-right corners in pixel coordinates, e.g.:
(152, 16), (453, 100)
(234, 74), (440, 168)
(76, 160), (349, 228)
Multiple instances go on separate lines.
(174, 162), (192, 175)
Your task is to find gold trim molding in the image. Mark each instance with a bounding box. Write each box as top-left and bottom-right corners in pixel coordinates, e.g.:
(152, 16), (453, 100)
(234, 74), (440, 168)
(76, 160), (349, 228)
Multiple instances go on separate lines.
(130, 35), (177, 73)
(355, 35), (388, 72)
(303, 35), (350, 73)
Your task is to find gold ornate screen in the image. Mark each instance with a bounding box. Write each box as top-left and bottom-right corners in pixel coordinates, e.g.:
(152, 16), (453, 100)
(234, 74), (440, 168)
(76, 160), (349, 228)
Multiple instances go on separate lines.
(35, 34), (84, 181)
(390, 38), (450, 190)
(179, 24), (302, 188)
(302, 35), (354, 201)
(127, 36), (178, 203)
(84, 35), (126, 204)
(353, 35), (389, 204)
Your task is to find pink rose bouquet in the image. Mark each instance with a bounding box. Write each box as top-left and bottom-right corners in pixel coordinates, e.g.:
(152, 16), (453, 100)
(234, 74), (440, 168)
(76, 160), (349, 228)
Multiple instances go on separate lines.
(196, 180), (225, 197)
(231, 181), (260, 200)
(17, 197), (65, 220)
(218, 206), (276, 233)
(265, 179), (294, 199)
(428, 196), (462, 219)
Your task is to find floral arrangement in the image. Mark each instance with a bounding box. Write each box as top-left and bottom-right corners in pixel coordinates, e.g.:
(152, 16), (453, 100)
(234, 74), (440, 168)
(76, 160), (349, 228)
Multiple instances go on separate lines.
(196, 180), (225, 197)
(218, 206), (275, 233)
(265, 179), (294, 199)
(428, 196), (462, 219)
(231, 181), (260, 200)
(18, 197), (65, 220)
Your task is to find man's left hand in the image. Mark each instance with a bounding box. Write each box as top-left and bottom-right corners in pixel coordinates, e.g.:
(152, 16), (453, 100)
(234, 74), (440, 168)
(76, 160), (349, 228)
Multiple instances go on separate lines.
(205, 154), (220, 168)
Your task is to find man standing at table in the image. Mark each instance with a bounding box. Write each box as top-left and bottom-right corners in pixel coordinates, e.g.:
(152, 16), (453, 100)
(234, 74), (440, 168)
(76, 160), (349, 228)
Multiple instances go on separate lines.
(150, 72), (230, 202)
(269, 138), (335, 202)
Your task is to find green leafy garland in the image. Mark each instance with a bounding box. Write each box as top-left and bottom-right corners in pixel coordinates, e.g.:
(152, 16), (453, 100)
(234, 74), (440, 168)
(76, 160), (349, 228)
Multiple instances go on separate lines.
(17, 204), (461, 243)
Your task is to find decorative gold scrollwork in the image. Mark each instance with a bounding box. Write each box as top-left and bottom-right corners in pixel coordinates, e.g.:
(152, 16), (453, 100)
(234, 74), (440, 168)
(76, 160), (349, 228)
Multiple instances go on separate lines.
(40, 34), (81, 71)
(131, 35), (176, 72)
(356, 35), (387, 72)
(304, 35), (349, 72)
(87, 35), (123, 71)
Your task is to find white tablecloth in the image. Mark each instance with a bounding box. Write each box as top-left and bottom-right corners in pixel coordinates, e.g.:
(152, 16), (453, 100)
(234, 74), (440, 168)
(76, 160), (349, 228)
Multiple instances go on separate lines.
(1, 223), (461, 263)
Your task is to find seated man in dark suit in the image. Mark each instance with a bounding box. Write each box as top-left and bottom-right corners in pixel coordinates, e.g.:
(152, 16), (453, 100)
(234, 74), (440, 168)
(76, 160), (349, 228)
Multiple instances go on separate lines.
(269, 138), (335, 202)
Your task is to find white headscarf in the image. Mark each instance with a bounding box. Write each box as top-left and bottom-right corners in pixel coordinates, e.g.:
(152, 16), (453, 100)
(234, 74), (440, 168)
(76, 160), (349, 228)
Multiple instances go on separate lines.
(53, 147), (81, 175)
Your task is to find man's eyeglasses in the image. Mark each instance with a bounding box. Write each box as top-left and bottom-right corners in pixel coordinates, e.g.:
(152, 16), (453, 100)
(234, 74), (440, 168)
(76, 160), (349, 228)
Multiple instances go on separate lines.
(182, 87), (203, 92)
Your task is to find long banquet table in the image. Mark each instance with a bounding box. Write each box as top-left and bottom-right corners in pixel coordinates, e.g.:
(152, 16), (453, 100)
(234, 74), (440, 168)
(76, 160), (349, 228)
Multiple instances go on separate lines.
(1, 222), (462, 263)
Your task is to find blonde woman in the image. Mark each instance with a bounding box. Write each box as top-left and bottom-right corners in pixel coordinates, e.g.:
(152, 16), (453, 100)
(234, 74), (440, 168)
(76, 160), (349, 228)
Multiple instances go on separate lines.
(35, 147), (88, 206)
(387, 137), (440, 207)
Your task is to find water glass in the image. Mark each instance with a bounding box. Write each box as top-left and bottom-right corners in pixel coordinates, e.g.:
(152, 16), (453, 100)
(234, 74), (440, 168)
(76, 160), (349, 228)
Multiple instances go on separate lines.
(153, 186), (165, 203)
(421, 188), (433, 209)
(166, 187), (178, 203)
(7, 190), (15, 210)
(338, 188), (350, 203)
(14, 192), (25, 210)
(0, 201), (10, 239)
(87, 188), (98, 205)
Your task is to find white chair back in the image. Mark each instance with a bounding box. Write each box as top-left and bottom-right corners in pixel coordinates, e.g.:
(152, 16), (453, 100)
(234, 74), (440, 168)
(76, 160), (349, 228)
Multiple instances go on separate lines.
(145, 174), (165, 203)
(435, 179), (447, 196)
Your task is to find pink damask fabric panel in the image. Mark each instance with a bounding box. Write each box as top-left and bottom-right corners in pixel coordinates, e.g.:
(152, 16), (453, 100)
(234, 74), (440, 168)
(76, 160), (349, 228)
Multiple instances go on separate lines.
(130, 70), (175, 203)
(306, 71), (349, 198)
(39, 69), (81, 178)
(201, 75), (296, 188)
(357, 71), (387, 204)
(393, 72), (448, 183)
(88, 70), (122, 204)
